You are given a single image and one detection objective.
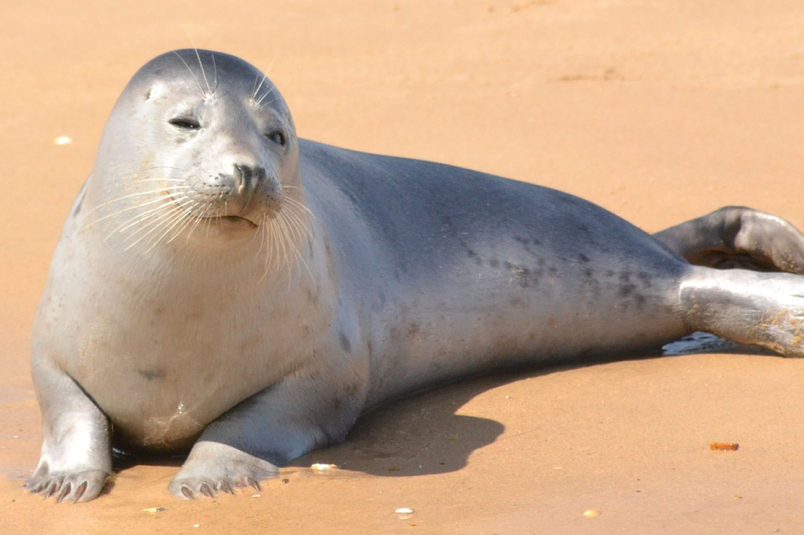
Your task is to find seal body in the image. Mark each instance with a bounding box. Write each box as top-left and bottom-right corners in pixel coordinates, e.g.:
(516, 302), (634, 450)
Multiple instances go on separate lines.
(28, 50), (804, 502)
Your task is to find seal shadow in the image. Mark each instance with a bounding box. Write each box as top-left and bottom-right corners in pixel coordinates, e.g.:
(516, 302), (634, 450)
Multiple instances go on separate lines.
(290, 333), (770, 479)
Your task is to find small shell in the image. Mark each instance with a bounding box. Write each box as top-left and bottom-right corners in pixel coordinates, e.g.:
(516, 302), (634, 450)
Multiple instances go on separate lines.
(310, 463), (337, 471)
(583, 510), (601, 518)
(395, 508), (414, 515)
(143, 507), (165, 514)
(54, 136), (73, 146)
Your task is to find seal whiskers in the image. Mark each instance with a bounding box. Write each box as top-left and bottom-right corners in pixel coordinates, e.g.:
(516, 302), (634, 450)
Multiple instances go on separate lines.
(108, 194), (194, 249)
(81, 184), (190, 230)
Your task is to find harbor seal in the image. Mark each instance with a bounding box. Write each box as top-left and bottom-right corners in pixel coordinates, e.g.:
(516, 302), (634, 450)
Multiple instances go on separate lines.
(27, 50), (804, 503)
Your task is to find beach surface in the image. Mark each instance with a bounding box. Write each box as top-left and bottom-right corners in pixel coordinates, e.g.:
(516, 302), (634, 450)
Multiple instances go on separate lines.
(2, 1), (804, 532)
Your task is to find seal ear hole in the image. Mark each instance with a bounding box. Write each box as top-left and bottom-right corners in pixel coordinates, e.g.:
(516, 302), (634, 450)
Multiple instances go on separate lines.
(267, 131), (286, 146)
(169, 117), (201, 130)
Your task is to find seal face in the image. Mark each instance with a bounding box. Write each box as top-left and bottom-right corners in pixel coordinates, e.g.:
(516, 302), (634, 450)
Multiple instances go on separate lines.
(27, 50), (804, 503)
(86, 51), (300, 253)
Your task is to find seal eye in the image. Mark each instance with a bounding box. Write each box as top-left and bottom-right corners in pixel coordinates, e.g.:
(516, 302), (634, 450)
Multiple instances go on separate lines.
(267, 131), (286, 146)
(169, 117), (200, 130)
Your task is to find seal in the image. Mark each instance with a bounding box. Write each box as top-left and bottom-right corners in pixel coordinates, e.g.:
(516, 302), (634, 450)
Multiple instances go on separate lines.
(27, 49), (804, 503)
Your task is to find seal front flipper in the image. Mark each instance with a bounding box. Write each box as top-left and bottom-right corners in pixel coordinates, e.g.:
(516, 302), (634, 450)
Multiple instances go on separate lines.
(168, 370), (365, 499)
(168, 442), (277, 498)
(27, 353), (112, 503)
(654, 206), (804, 273)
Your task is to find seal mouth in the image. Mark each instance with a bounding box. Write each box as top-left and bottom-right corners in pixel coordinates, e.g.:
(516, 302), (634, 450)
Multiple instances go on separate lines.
(162, 190), (260, 229)
(213, 215), (259, 228)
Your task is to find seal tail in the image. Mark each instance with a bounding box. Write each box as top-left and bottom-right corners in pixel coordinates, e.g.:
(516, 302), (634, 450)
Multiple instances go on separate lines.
(681, 266), (804, 358)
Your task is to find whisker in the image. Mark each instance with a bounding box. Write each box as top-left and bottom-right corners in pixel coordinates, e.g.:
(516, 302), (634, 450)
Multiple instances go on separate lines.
(281, 205), (317, 291)
(84, 188), (189, 230)
(134, 178), (189, 183)
(141, 165), (189, 173)
(253, 73), (267, 102)
(118, 198), (188, 240)
(258, 223), (273, 283)
(284, 194), (317, 220)
(283, 205), (315, 254)
(193, 47), (212, 95)
(146, 201), (200, 251)
(271, 215), (289, 275)
(255, 86), (275, 109)
(172, 50), (205, 98)
(86, 184), (189, 210)
(108, 199), (182, 236)
(139, 207), (190, 252)
(123, 201), (192, 251)
(185, 201), (208, 240)
(211, 52), (218, 93)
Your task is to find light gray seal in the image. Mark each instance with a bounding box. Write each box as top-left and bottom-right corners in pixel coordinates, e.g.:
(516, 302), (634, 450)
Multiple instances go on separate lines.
(27, 50), (804, 502)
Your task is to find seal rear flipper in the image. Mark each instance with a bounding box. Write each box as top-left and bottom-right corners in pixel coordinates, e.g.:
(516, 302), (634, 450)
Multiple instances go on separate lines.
(654, 206), (804, 273)
(169, 372), (365, 499)
(27, 355), (112, 503)
(682, 266), (804, 358)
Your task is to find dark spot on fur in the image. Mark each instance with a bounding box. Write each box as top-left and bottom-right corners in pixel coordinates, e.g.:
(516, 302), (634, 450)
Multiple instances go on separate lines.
(510, 296), (527, 308)
(514, 236), (543, 256)
(138, 369), (165, 381)
(636, 271), (653, 287)
(306, 288), (320, 305)
(407, 323), (421, 337)
(578, 253), (590, 263)
(505, 262), (541, 288)
(618, 283), (636, 297)
(339, 331), (352, 353)
(489, 258), (500, 268)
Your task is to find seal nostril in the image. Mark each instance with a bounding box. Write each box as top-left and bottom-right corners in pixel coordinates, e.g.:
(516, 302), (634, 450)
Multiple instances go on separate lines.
(233, 164), (255, 195)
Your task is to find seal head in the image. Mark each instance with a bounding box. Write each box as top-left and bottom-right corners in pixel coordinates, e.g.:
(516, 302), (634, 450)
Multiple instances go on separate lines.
(87, 50), (300, 247)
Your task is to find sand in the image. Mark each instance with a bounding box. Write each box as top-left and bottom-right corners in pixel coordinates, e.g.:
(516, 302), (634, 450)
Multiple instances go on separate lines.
(2, 1), (804, 533)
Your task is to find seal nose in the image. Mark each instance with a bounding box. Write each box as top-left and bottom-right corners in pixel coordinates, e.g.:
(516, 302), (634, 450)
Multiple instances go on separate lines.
(233, 164), (266, 197)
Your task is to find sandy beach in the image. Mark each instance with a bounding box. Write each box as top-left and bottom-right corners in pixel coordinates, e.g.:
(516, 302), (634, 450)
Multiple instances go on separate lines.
(2, 1), (804, 532)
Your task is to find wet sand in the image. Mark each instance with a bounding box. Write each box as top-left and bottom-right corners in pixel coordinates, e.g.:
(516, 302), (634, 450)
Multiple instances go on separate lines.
(2, 1), (804, 532)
